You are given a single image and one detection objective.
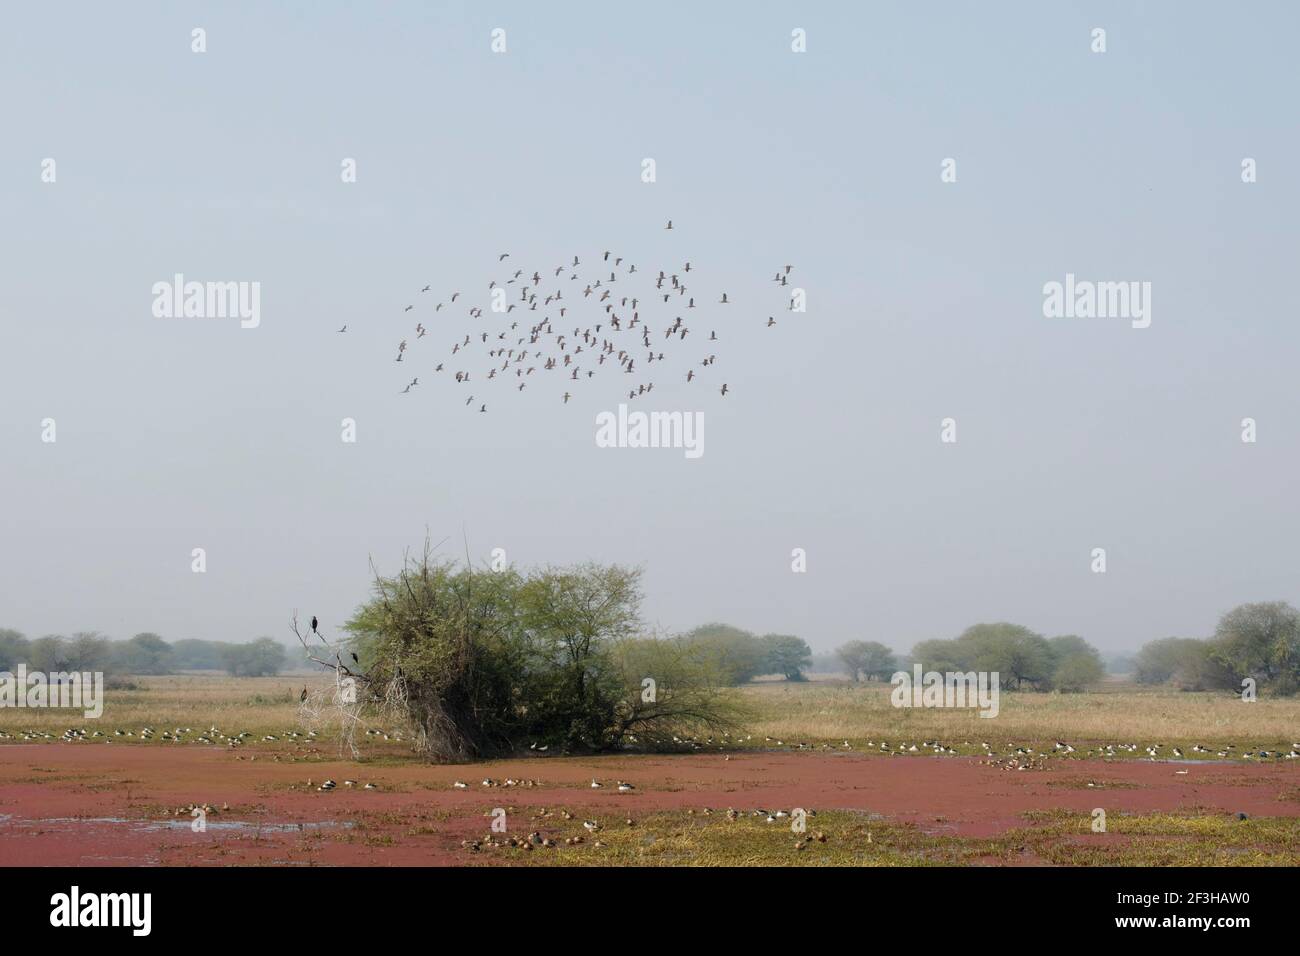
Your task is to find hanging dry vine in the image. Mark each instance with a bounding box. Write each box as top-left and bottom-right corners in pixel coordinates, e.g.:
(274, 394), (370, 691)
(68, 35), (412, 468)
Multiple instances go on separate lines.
(290, 609), (409, 759)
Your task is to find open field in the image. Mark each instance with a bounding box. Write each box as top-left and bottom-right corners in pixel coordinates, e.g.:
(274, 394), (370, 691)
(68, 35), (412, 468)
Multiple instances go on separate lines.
(743, 679), (1300, 755)
(3, 674), (1297, 755)
(2, 676), (1297, 866)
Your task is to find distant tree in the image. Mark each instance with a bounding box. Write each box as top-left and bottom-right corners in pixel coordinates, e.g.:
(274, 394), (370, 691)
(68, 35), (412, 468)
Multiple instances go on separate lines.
(760, 634), (812, 681)
(913, 624), (1055, 690)
(836, 640), (896, 682)
(1054, 652), (1103, 691)
(28, 635), (70, 672)
(910, 638), (963, 673)
(248, 637), (288, 676)
(65, 632), (113, 673)
(1047, 635), (1105, 692)
(221, 638), (288, 677)
(1171, 640), (1236, 692)
(0, 629), (29, 670)
(836, 641), (869, 681)
(1134, 637), (1201, 684)
(1134, 636), (1236, 691)
(115, 633), (174, 675)
(171, 639), (227, 670)
(861, 641), (898, 680)
(960, 623), (1055, 690)
(1211, 601), (1300, 695)
(1046, 635), (1092, 665)
(681, 623), (766, 685)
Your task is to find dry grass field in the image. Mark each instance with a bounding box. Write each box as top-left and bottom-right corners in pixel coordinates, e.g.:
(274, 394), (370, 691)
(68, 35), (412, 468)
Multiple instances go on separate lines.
(742, 678), (1300, 754)
(3, 674), (1296, 757)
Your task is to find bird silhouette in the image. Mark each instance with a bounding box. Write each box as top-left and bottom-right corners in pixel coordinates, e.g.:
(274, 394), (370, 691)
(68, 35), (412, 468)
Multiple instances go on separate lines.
(384, 234), (789, 415)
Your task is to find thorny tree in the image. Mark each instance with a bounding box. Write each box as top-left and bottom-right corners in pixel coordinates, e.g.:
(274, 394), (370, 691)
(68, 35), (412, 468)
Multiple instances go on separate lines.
(339, 541), (744, 762)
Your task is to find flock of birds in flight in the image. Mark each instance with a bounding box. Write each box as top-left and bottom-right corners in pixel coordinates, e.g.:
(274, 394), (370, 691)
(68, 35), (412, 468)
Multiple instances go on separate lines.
(337, 222), (795, 412)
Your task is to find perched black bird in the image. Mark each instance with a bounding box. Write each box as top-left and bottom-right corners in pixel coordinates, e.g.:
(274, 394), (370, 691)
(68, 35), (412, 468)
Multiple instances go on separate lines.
(300, 687), (308, 703)
(351, 652), (359, 665)
(311, 615), (318, 634)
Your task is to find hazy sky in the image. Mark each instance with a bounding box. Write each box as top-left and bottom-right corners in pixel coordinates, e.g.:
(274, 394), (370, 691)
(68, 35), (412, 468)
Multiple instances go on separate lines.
(3, 2), (1298, 656)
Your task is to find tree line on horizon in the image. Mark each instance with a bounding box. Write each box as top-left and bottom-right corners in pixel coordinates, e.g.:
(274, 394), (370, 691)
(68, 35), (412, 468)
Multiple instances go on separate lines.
(0, 623), (819, 686)
(841, 626), (1108, 692)
(5, 599), (1295, 700)
(0, 630), (290, 678)
(825, 600), (1300, 697)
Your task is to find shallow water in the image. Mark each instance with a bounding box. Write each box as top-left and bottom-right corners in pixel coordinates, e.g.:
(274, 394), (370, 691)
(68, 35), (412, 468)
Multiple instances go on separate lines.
(0, 814), (352, 833)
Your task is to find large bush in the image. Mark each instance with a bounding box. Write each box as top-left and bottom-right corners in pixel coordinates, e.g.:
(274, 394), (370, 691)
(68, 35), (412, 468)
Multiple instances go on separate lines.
(344, 553), (742, 761)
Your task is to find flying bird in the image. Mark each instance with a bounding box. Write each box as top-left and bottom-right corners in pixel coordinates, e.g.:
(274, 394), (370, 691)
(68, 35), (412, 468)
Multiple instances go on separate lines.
(383, 238), (786, 415)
